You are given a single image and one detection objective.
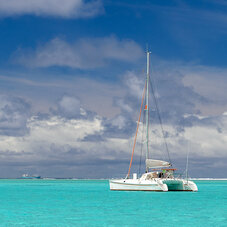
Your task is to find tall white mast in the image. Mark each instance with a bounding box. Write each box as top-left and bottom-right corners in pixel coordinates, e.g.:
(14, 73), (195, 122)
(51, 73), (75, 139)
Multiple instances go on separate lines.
(146, 51), (151, 172)
(186, 142), (190, 183)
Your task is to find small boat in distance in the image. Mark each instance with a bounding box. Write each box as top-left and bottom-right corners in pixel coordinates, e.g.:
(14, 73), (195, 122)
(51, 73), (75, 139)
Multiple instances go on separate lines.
(109, 51), (198, 192)
(21, 174), (41, 179)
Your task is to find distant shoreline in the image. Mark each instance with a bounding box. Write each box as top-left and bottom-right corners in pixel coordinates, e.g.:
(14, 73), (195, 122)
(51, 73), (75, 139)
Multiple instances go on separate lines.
(0, 178), (226, 180)
(190, 178), (227, 181)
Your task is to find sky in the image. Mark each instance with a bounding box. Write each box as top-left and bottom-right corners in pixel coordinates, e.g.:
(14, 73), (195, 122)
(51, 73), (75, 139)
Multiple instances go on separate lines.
(0, 0), (226, 178)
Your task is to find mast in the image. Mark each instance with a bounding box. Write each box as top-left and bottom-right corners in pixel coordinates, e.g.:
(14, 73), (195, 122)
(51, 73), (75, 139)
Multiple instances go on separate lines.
(146, 51), (151, 172)
(186, 142), (189, 183)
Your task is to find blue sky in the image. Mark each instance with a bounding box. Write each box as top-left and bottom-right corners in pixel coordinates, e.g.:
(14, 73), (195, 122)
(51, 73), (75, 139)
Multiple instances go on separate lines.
(0, 0), (226, 178)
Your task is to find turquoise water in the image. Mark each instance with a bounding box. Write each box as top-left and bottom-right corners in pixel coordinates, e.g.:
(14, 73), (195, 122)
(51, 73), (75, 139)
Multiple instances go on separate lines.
(0, 180), (226, 226)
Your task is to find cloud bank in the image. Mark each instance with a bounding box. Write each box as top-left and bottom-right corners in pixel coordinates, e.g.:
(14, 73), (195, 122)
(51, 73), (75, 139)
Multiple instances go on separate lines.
(0, 93), (226, 178)
(3, 40), (227, 178)
(0, 0), (103, 18)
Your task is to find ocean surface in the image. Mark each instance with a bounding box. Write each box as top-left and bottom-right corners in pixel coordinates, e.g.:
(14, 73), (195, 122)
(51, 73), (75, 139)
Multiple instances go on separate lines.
(0, 179), (226, 226)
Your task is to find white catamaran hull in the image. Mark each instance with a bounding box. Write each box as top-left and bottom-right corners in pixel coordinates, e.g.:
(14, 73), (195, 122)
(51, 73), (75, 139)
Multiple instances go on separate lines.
(110, 179), (168, 191)
(109, 178), (198, 192)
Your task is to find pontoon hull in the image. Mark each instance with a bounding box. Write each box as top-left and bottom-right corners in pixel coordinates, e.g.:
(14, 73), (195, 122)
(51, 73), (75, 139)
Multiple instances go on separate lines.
(163, 179), (198, 191)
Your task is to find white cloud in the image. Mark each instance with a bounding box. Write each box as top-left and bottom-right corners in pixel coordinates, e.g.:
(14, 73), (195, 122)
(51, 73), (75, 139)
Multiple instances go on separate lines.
(0, 0), (104, 18)
(110, 115), (127, 130)
(0, 100), (226, 177)
(115, 99), (133, 113)
(0, 95), (30, 136)
(14, 36), (143, 69)
(164, 122), (227, 159)
(58, 95), (81, 118)
(125, 71), (145, 99)
(0, 116), (103, 153)
(0, 111), (226, 160)
(182, 65), (227, 104)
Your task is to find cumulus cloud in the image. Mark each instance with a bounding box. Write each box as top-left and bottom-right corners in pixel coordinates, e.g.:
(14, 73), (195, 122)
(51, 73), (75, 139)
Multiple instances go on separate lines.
(14, 36), (143, 69)
(0, 0), (104, 18)
(0, 92), (226, 178)
(0, 95), (30, 136)
(0, 114), (129, 177)
(157, 114), (227, 159)
(0, 109), (226, 178)
(57, 95), (81, 118)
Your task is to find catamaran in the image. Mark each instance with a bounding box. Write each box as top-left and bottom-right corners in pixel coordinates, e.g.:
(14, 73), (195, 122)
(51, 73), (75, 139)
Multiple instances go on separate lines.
(109, 51), (198, 192)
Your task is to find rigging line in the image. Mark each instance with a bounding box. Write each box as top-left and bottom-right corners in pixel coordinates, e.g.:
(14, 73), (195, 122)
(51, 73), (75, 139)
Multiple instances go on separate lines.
(149, 77), (172, 164)
(127, 82), (146, 179)
(138, 103), (146, 176)
(138, 69), (146, 176)
(186, 141), (190, 183)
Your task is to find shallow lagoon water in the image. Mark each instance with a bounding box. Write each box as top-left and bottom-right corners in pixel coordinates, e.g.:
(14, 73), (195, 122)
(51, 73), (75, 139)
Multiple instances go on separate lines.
(0, 179), (226, 226)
